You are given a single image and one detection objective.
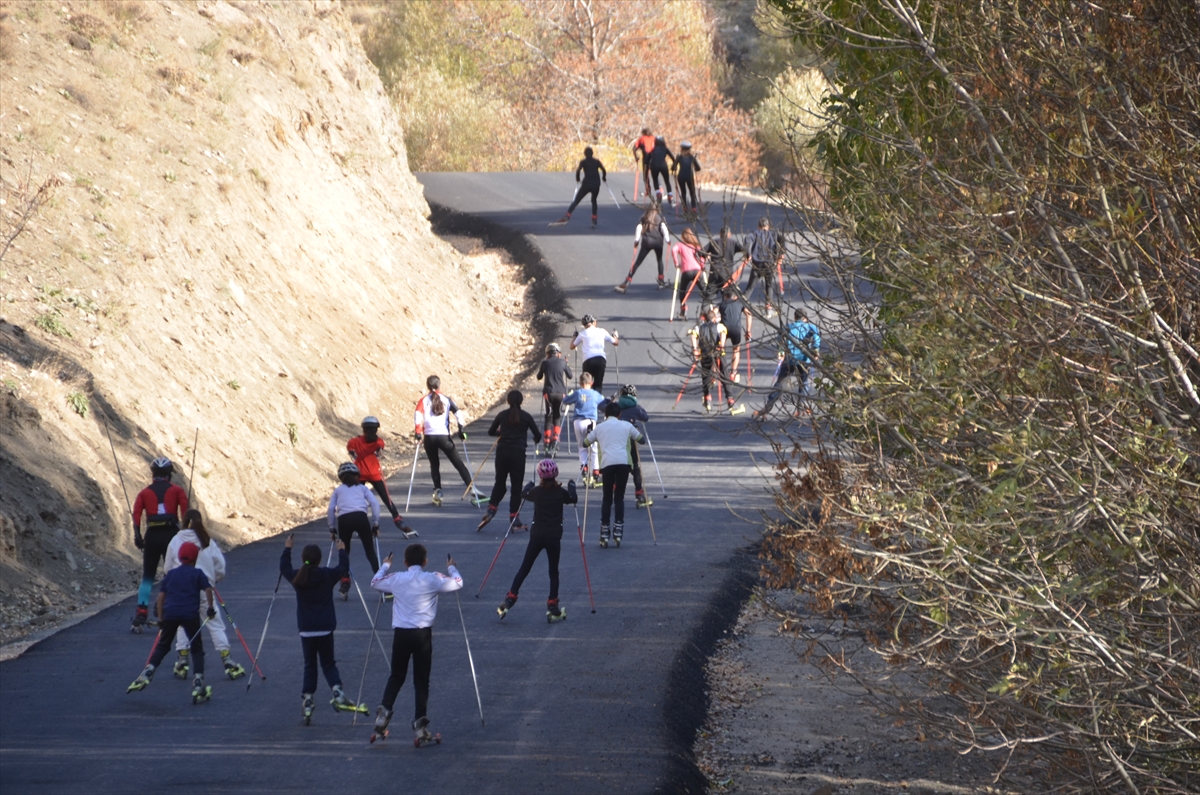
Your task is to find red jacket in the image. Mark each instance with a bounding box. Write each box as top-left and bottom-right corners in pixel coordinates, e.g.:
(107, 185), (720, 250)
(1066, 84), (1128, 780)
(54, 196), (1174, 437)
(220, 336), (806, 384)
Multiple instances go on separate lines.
(132, 478), (188, 531)
(347, 435), (385, 481)
(634, 134), (656, 159)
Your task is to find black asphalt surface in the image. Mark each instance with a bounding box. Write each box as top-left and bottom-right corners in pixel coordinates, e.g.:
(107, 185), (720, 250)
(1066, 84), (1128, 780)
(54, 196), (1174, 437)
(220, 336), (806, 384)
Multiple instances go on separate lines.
(0, 172), (803, 795)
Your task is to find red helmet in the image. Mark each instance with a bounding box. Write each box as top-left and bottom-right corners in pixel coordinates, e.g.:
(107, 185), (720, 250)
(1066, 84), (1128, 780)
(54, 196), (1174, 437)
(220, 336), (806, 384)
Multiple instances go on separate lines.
(536, 459), (559, 480)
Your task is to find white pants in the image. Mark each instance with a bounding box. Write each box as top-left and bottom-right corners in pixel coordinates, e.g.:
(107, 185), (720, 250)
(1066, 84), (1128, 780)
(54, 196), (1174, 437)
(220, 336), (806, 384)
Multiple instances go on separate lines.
(175, 604), (230, 653)
(574, 418), (598, 471)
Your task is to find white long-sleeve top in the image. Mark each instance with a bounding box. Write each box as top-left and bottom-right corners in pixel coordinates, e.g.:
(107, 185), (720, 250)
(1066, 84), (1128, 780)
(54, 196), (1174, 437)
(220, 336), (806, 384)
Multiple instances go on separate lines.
(371, 563), (463, 629)
(413, 391), (467, 436)
(164, 528), (226, 585)
(583, 416), (643, 468)
(633, 221), (670, 247)
(572, 326), (615, 361)
(327, 483), (381, 529)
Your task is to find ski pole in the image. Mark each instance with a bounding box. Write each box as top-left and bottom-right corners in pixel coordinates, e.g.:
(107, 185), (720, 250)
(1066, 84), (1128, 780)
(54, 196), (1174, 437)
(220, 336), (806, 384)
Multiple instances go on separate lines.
(350, 573), (391, 667)
(607, 182), (620, 210)
(211, 587), (266, 682)
(404, 442), (420, 512)
(641, 424), (667, 498)
(184, 615), (212, 649)
(99, 405), (133, 516)
(570, 502), (596, 613)
(450, 555), (485, 726)
(249, 572), (282, 693)
(327, 538), (336, 567)
(632, 157), (639, 202)
(673, 363), (697, 409)
(353, 586), (385, 726)
(460, 435), (482, 509)
(644, 500), (658, 545)
(613, 336), (620, 383)
(462, 436), (499, 501)
(185, 427), (199, 504)
(582, 467), (590, 543)
(476, 498), (525, 597)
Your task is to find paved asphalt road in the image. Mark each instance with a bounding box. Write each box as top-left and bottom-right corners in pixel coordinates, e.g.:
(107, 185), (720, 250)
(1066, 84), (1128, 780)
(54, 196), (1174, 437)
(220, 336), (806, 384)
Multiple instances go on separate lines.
(1, 172), (811, 795)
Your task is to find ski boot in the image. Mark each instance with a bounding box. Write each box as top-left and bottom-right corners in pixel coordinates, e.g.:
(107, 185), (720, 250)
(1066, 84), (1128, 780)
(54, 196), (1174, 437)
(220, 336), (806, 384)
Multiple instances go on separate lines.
(395, 518), (418, 539)
(615, 280), (630, 294)
(497, 591), (518, 619)
(431, 488), (443, 507)
(221, 649), (246, 679)
(546, 599), (567, 623)
(590, 214), (597, 229)
(508, 513), (527, 532)
(339, 577), (351, 601)
(131, 605), (149, 634)
(330, 684), (368, 714)
(477, 504), (497, 531)
(635, 490), (653, 509)
(302, 693), (315, 725)
(191, 674), (212, 705)
(703, 397), (712, 413)
(599, 524), (610, 548)
(546, 441), (558, 458)
(613, 522), (624, 548)
(369, 706), (393, 743)
(592, 470), (602, 488)
(127, 664), (155, 693)
(413, 716), (440, 747)
(173, 649), (190, 679)
(549, 213), (571, 227)
(657, 277), (668, 290)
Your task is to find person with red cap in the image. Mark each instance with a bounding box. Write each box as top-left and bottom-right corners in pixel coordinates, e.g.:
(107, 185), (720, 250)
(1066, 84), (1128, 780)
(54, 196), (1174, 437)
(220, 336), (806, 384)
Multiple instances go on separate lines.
(496, 459), (578, 623)
(127, 540), (217, 704)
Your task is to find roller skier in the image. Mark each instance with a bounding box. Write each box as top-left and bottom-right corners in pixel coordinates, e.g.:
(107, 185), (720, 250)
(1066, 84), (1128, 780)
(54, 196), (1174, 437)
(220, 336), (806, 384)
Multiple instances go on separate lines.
(327, 462), (383, 601)
(562, 373), (603, 487)
(616, 201), (670, 293)
(671, 227), (706, 321)
(743, 217), (786, 318)
(599, 384), (653, 508)
(480, 390), (540, 531)
(496, 459), (578, 623)
(672, 141), (702, 216)
(347, 416), (416, 535)
(689, 306), (733, 412)
(130, 457), (189, 632)
(758, 308), (821, 417)
(569, 315), (619, 394)
(536, 343), (573, 457)
(646, 135), (676, 206)
(631, 127), (656, 197)
(415, 375), (483, 507)
(551, 146), (607, 228)
(369, 544), (463, 746)
(582, 402), (644, 547)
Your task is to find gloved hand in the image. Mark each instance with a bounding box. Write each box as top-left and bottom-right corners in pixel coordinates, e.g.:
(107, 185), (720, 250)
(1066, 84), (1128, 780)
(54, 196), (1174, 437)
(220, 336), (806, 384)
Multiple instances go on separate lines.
(414, 432), (423, 441)
(524, 481), (535, 493)
(206, 607), (216, 619)
(330, 530), (337, 540)
(134, 531), (144, 550)
(567, 480), (577, 497)
(372, 525), (380, 537)
(458, 430), (467, 441)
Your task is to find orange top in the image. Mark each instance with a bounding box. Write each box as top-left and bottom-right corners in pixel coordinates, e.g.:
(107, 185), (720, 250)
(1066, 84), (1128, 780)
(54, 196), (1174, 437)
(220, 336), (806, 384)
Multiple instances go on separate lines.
(634, 134), (656, 157)
(347, 435), (385, 481)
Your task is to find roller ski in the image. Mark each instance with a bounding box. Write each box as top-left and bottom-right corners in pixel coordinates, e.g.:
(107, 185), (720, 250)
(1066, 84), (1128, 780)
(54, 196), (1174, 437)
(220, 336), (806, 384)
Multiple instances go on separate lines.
(477, 505), (497, 531)
(497, 592), (517, 619)
(127, 664), (155, 693)
(331, 684), (368, 715)
(413, 716), (441, 748)
(302, 693), (315, 725)
(173, 650), (190, 679)
(508, 513), (527, 532)
(221, 649), (246, 680)
(131, 605), (149, 634)
(369, 706), (393, 743)
(546, 599), (567, 623)
(635, 491), (653, 509)
(548, 213), (570, 227)
(431, 488), (443, 507)
(613, 522), (624, 548)
(468, 490), (487, 508)
(395, 517), (419, 539)
(599, 524), (610, 548)
(191, 674), (212, 705)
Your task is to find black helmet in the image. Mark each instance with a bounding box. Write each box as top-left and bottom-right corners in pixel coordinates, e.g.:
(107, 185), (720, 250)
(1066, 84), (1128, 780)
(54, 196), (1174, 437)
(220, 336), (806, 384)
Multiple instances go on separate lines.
(619, 384), (637, 398)
(361, 415), (380, 428)
(150, 457), (174, 475)
(581, 314), (595, 326)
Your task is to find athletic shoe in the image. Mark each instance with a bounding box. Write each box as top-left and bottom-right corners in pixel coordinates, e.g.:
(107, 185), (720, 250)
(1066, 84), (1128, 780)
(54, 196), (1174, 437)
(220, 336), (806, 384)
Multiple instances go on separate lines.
(614, 282), (628, 294)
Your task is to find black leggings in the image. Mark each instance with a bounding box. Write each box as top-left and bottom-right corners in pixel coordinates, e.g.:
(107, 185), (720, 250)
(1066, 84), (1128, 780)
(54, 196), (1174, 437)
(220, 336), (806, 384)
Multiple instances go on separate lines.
(423, 435), (471, 491)
(365, 479), (400, 520)
(581, 356), (608, 395)
(650, 166), (672, 196)
(337, 511), (379, 582)
(300, 633), (341, 694)
(543, 393), (564, 440)
(382, 627), (432, 722)
(138, 524), (178, 606)
(700, 355), (725, 399)
(678, 175), (697, 208)
(568, 181), (599, 216)
(509, 535), (561, 601)
(601, 464), (631, 525)
(489, 446), (526, 515)
(629, 240), (665, 281)
(629, 439), (644, 493)
(150, 616), (204, 674)
(746, 261), (778, 306)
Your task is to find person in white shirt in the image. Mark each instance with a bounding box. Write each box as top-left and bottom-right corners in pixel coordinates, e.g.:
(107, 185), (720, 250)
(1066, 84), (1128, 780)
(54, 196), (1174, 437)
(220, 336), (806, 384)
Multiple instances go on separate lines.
(569, 314), (619, 394)
(327, 461), (385, 599)
(583, 402), (643, 547)
(369, 544), (463, 745)
(414, 374), (483, 507)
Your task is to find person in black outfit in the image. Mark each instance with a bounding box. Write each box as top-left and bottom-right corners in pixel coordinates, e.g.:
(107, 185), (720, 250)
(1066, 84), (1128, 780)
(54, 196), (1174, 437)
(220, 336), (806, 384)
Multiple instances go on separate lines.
(743, 217), (786, 315)
(536, 343), (573, 454)
(617, 201), (670, 292)
(496, 459), (578, 622)
(672, 141), (701, 214)
(554, 147), (608, 227)
(481, 390), (541, 531)
(647, 136), (676, 206)
(702, 226), (745, 306)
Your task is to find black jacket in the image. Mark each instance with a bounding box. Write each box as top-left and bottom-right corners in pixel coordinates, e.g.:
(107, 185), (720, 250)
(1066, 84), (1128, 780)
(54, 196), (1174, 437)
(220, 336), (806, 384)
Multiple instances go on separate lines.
(520, 481), (578, 538)
(281, 547), (348, 633)
(489, 408), (540, 452)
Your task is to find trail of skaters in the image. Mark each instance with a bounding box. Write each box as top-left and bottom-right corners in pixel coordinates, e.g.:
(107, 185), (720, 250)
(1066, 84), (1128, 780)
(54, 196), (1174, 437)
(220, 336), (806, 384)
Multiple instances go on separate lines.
(348, 416), (416, 536)
(496, 460), (577, 622)
(280, 534), (366, 724)
(583, 402), (644, 548)
(131, 457), (189, 632)
(551, 147), (607, 228)
(598, 384), (654, 509)
(569, 315), (619, 395)
(672, 142), (701, 217)
(536, 343), (573, 457)
(480, 390), (540, 532)
(327, 462), (383, 601)
(415, 375), (484, 507)
(369, 544), (463, 747)
(672, 227), (707, 321)
(163, 510), (246, 680)
(616, 201), (670, 293)
(562, 373), (603, 487)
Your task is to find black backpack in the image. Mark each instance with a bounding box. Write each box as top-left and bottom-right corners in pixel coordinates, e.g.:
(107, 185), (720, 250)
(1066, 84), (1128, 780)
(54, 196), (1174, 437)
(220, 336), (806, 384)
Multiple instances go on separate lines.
(698, 321), (721, 355)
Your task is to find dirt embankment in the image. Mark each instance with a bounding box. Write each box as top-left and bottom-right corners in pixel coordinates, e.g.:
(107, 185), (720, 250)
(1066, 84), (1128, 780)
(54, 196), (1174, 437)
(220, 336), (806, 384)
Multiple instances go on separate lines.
(0, 0), (534, 644)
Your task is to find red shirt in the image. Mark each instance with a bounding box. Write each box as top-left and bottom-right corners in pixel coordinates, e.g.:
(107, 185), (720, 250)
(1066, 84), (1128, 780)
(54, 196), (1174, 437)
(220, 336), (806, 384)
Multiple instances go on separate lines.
(347, 435), (385, 481)
(132, 479), (188, 530)
(634, 134), (656, 158)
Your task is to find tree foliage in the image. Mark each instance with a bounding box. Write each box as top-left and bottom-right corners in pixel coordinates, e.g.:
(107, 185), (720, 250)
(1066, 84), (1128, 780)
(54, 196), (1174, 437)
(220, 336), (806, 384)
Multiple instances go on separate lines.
(758, 1), (1200, 792)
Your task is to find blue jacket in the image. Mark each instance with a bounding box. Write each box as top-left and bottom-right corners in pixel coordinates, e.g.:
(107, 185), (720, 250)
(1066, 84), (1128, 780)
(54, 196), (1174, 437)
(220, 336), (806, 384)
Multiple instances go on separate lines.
(563, 387), (604, 421)
(158, 565), (211, 621)
(282, 547), (349, 633)
(783, 321), (820, 364)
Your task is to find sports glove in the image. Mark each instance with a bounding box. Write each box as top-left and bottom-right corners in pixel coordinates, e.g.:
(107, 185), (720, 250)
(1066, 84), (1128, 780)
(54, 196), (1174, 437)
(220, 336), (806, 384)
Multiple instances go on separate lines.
(206, 607), (216, 619)
(330, 530), (337, 540)
(134, 531), (144, 550)
(523, 481), (535, 493)
(458, 430), (467, 441)
(414, 432), (423, 441)
(567, 480), (577, 498)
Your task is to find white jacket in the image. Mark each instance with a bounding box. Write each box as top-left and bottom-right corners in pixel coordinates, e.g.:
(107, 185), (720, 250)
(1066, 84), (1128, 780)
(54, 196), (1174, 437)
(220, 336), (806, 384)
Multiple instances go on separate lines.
(165, 528), (226, 585)
(371, 563), (463, 629)
(583, 417), (642, 468)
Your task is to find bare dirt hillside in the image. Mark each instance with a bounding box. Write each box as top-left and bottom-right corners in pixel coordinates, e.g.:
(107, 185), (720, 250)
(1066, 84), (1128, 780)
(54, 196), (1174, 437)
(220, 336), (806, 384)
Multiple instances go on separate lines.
(0, 0), (534, 645)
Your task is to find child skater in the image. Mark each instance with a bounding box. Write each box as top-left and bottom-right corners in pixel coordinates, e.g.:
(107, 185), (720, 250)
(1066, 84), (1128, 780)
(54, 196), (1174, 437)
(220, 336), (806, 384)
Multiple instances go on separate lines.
(562, 373), (603, 486)
(496, 459), (578, 622)
(348, 416), (416, 536)
(163, 510), (245, 680)
(281, 534), (363, 723)
(127, 540), (216, 704)
(480, 390), (541, 531)
(536, 343), (573, 456)
(328, 461), (384, 601)
(583, 402), (644, 548)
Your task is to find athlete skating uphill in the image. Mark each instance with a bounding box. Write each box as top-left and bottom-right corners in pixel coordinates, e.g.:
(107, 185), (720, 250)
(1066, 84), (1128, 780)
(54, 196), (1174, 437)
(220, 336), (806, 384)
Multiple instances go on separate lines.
(617, 202), (670, 292)
(281, 534), (365, 723)
(551, 146), (608, 228)
(348, 416), (417, 535)
(369, 545), (462, 746)
(570, 315), (619, 394)
(328, 462), (383, 600)
(415, 375), (483, 506)
(689, 307), (734, 412)
(536, 343), (573, 456)
(131, 457), (189, 632)
(562, 373), (603, 486)
(482, 390), (540, 531)
(583, 403), (644, 547)
(127, 541), (215, 704)
(599, 385), (653, 507)
(672, 142), (702, 216)
(496, 459), (577, 623)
